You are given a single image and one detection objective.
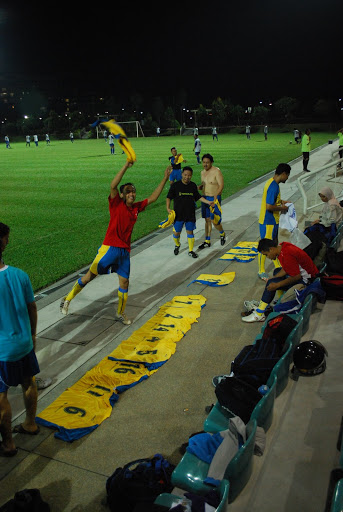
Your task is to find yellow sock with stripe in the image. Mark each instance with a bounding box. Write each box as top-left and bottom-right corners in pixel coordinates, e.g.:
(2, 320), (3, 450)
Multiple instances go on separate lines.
(187, 234), (195, 252)
(65, 278), (85, 302)
(273, 257), (282, 269)
(173, 233), (180, 247)
(117, 287), (128, 315)
(258, 253), (266, 273)
(205, 236), (211, 245)
(256, 300), (269, 315)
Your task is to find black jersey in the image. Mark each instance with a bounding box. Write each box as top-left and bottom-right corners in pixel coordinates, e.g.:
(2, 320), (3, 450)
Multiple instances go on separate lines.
(167, 181), (202, 222)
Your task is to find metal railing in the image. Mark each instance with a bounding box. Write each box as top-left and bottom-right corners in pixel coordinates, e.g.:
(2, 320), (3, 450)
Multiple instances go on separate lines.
(297, 157), (343, 215)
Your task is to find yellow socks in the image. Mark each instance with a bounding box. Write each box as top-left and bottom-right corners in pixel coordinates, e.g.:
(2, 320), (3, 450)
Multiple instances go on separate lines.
(65, 278), (85, 302)
(117, 287), (128, 315)
(187, 234), (195, 252)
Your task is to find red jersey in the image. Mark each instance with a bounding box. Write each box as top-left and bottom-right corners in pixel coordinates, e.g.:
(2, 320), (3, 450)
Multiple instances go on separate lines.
(102, 194), (148, 252)
(278, 242), (318, 283)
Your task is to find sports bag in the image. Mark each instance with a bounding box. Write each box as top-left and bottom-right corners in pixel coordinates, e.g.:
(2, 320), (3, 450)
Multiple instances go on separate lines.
(320, 274), (343, 301)
(231, 314), (297, 387)
(325, 247), (343, 274)
(106, 454), (175, 512)
(215, 376), (262, 424)
(0, 489), (50, 512)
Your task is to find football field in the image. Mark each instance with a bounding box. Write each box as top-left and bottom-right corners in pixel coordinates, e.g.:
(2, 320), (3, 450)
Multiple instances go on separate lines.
(1, 131), (335, 291)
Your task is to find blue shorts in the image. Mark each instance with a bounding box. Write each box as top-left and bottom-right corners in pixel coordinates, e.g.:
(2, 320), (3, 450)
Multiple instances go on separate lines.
(201, 195), (221, 219)
(0, 349), (40, 392)
(90, 245), (130, 279)
(259, 223), (279, 241)
(174, 220), (196, 233)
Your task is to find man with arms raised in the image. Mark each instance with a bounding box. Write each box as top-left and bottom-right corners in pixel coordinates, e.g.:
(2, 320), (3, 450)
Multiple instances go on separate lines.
(60, 161), (171, 325)
(198, 154), (226, 249)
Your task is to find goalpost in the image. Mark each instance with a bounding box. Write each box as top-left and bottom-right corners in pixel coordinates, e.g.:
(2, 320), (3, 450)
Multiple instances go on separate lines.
(94, 119), (145, 139)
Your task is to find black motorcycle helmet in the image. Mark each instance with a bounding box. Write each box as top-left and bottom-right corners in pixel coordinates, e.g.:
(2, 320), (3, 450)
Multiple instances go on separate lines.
(292, 340), (328, 376)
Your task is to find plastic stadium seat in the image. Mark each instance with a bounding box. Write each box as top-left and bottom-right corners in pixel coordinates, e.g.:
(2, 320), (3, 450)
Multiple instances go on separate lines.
(154, 478), (230, 511)
(266, 344), (293, 397)
(204, 375), (277, 434)
(299, 294), (312, 335)
(331, 479), (343, 512)
(171, 419), (257, 503)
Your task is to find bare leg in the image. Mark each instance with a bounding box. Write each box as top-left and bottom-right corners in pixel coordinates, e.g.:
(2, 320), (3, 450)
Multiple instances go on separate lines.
(21, 375), (38, 432)
(0, 391), (16, 452)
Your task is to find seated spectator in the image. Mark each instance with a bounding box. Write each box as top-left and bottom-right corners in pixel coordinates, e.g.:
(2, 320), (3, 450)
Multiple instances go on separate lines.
(311, 187), (343, 229)
(242, 239), (318, 323)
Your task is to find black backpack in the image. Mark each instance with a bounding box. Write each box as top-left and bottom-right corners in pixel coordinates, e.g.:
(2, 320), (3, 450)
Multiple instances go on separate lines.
(325, 247), (343, 274)
(320, 273), (343, 301)
(230, 314), (297, 387)
(106, 454), (175, 512)
(0, 489), (50, 512)
(215, 376), (262, 423)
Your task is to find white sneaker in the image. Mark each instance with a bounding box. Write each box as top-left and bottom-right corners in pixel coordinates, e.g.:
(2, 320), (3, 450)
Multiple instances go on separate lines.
(243, 300), (260, 312)
(116, 312), (132, 325)
(60, 298), (70, 315)
(242, 310), (266, 323)
(212, 375), (230, 387)
(35, 377), (52, 390)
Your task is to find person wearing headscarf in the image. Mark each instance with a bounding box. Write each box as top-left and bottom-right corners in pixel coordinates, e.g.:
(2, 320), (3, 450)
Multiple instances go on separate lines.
(312, 187), (343, 228)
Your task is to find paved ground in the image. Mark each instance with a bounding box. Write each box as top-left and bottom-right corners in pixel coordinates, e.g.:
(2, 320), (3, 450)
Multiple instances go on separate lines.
(1, 140), (342, 512)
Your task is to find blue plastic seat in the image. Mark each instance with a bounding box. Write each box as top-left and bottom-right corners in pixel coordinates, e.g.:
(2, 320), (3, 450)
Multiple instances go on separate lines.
(154, 478), (230, 511)
(171, 419), (257, 503)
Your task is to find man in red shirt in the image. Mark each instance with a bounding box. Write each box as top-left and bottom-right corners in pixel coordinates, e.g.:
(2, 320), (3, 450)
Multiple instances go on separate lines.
(242, 238), (318, 323)
(60, 161), (171, 325)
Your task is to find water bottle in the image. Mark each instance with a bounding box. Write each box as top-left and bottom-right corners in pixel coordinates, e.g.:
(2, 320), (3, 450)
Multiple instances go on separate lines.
(258, 384), (269, 395)
(181, 497), (192, 511)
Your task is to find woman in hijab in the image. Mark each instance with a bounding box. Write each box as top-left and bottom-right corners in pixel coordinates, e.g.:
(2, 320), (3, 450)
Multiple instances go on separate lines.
(312, 187), (343, 228)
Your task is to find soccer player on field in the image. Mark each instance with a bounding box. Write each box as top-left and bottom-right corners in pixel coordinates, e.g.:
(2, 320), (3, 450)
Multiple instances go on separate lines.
(193, 135), (201, 164)
(169, 147), (186, 184)
(109, 133), (115, 155)
(301, 128), (311, 172)
(166, 166), (214, 258)
(25, 135), (31, 147)
(258, 163), (290, 281)
(197, 154), (226, 249)
(60, 161), (172, 325)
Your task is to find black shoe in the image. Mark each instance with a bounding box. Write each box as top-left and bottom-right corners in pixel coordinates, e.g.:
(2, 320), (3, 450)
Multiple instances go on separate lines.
(220, 234), (226, 246)
(303, 169), (310, 172)
(188, 251), (198, 258)
(198, 242), (211, 250)
(174, 246), (180, 255)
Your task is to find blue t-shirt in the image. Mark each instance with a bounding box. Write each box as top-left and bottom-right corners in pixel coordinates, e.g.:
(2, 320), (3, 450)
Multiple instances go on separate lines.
(0, 266), (35, 362)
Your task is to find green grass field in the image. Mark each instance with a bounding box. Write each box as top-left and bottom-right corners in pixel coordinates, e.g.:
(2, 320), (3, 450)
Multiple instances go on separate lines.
(1, 131), (336, 291)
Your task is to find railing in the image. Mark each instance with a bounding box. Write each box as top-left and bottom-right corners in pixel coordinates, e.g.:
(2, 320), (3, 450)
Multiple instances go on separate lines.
(297, 157), (343, 215)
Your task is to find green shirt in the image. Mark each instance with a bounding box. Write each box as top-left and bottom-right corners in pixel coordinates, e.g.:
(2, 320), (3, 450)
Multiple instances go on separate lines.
(301, 134), (311, 152)
(338, 132), (343, 146)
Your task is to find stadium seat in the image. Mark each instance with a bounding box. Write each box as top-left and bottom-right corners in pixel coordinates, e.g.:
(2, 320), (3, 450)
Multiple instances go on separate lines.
(154, 478), (230, 511)
(171, 419), (257, 503)
(298, 294), (313, 335)
(266, 344), (293, 397)
(330, 479), (343, 512)
(204, 375), (277, 433)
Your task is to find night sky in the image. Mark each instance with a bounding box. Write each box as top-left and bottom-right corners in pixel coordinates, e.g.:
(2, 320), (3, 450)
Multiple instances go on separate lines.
(0, 1), (341, 107)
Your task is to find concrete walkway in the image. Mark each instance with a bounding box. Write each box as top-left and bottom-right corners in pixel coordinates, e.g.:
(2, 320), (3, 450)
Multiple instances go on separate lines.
(1, 140), (342, 511)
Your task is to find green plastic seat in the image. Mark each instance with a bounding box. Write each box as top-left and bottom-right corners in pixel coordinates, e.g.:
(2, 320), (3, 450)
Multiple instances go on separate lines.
(331, 479), (343, 512)
(266, 343), (293, 396)
(299, 294), (312, 335)
(171, 419), (257, 503)
(204, 375), (277, 434)
(154, 478), (230, 511)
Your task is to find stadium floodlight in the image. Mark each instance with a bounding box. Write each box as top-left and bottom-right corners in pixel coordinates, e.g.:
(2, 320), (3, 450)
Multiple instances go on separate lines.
(24, 115), (29, 119)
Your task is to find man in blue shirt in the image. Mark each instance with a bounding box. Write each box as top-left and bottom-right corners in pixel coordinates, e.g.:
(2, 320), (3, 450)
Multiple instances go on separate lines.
(169, 147), (186, 184)
(0, 223), (40, 456)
